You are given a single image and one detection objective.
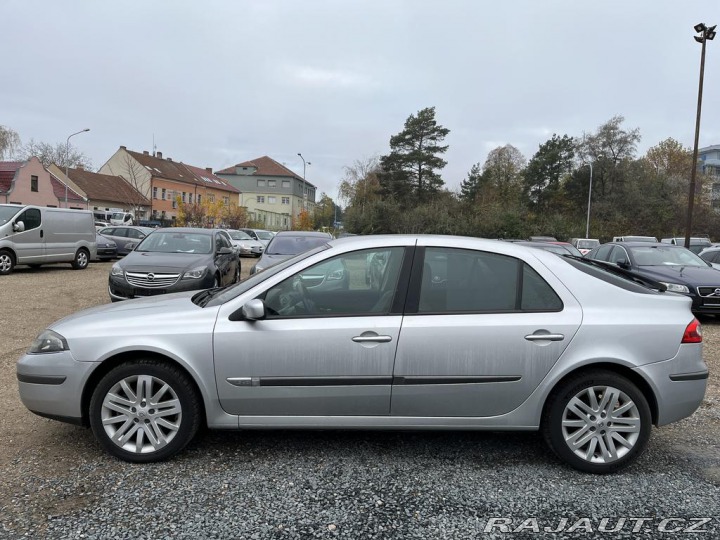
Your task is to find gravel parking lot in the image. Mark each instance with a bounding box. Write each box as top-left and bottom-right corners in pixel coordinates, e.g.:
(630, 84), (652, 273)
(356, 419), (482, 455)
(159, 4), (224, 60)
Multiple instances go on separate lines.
(1, 261), (719, 539)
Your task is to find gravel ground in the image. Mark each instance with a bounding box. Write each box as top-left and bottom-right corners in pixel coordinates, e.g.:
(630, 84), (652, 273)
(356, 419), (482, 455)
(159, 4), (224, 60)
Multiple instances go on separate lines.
(1, 261), (719, 539)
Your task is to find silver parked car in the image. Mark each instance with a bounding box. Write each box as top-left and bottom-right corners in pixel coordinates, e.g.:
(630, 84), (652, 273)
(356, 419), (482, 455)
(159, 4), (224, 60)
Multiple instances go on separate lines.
(17, 235), (707, 472)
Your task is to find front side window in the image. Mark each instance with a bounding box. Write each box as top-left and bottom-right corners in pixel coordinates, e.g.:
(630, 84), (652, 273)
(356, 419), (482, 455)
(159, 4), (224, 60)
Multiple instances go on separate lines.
(417, 247), (561, 313)
(16, 208), (41, 231)
(592, 244), (613, 261)
(262, 247), (405, 318)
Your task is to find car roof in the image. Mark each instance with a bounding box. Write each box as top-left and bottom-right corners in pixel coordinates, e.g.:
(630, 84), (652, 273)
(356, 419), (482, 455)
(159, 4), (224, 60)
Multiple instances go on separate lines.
(274, 230), (332, 238)
(153, 227), (214, 235)
(607, 241), (685, 248)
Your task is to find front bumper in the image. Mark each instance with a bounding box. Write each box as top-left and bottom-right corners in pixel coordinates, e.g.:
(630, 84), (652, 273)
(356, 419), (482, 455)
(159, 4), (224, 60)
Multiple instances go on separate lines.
(16, 350), (100, 424)
(95, 246), (117, 260)
(634, 343), (708, 426)
(691, 294), (720, 314)
(108, 273), (215, 301)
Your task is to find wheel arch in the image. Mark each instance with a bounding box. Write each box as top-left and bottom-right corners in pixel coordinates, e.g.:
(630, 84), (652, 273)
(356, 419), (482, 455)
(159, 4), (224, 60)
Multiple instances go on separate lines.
(80, 350), (207, 428)
(0, 246), (17, 263)
(541, 362), (659, 426)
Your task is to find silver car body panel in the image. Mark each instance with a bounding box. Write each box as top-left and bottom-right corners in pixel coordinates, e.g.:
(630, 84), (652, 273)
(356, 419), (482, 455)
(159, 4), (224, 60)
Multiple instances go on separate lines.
(17, 234), (706, 433)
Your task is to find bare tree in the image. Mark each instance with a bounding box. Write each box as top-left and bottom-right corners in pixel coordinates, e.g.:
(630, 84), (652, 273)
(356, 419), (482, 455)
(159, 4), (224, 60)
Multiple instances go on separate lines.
(19, 139), (92, 169)
(0, 125), (21, 160)
(115, 153), (152, 218)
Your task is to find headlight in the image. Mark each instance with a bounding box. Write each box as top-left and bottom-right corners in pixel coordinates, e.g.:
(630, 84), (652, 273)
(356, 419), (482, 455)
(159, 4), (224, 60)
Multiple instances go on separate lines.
(29, 330), (68, 354)
(111, 264), (124, 276)
(660, 282), (689, 294)
(183, 266), (207, 279)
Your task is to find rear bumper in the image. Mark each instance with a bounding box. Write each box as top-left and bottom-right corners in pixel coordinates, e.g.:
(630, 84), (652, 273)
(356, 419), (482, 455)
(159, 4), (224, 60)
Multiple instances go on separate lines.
(634, 344), (708, 426)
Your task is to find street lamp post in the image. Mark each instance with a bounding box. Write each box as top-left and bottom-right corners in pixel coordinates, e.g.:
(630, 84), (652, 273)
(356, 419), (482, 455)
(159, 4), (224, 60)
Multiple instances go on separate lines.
(685, 23), (716, 249)
(585, 161), (594, 239)
(297, 153), (311, 213)
(64, 128), (90, 206)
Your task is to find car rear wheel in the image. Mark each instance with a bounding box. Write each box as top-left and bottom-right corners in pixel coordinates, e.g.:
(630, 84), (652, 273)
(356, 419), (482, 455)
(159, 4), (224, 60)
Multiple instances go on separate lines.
(89, 359), (201, 463)
(234, 264), (240, 283)
(542, 370), (651, 474)
(72, 248), (90, 270)
(0, 250), (14, 275)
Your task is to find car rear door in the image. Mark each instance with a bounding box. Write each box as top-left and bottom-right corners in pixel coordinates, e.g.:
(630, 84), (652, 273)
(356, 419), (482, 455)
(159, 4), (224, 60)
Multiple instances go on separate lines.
(390, 242), (582, 418)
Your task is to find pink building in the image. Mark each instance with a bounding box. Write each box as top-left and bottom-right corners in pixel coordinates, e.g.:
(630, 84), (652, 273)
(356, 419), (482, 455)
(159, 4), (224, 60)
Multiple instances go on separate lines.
(0, 157), (85, 208)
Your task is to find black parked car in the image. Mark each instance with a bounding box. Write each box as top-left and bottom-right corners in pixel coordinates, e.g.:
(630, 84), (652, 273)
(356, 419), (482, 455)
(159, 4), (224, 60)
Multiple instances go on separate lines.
(98, 226), (155, 256)
(585, 241), (720, 314)
(109, 228), (239, 301)
(94, 232), (117, 261)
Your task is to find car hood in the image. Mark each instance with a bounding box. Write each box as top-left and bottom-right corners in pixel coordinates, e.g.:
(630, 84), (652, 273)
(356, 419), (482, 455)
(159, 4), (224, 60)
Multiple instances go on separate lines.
(118, 251), (211, 273)
(233, 239), (264, 248)
(636, 265), (720, 287)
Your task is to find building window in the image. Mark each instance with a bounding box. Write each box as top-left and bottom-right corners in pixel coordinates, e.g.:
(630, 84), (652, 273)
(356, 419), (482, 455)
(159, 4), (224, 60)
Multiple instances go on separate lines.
(282, 197), (290, 204)
(257, 196), (265, 203)
(208, 194), (215, 203)
(182, 192), (187, 203)
(153, 187), (158, 199)
(198, 194), (202, 204)
(282, 180), (290, 188)
(31, 175), (38, 192)
(161, 188), (166, 200)
(268, 196), (277, 204)
(258, 179), (266, 187)
(172, 200), (177, 209)
(223, 196), (229, 205)
(268, 180), (277, 188)
(188, 193), (193, 204)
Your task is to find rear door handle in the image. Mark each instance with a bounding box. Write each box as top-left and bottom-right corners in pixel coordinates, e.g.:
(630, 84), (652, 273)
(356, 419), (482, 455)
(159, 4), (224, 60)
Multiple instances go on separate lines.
(352, 335), (392, 343)
(524, 333), (565, 342)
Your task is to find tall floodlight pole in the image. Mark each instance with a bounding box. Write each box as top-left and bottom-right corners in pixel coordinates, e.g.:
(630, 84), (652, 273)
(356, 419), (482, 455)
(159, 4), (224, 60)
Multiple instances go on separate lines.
(585, 161), (594, 239)
(685, 23), (716, 248)
(297, 153), (311, 212)
(64, 128), (90, 205)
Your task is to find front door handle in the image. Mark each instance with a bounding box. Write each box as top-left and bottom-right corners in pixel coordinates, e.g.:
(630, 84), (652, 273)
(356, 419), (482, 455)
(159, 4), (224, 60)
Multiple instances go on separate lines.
(352, 335), (392, 343)
(524, 332), (565, 342)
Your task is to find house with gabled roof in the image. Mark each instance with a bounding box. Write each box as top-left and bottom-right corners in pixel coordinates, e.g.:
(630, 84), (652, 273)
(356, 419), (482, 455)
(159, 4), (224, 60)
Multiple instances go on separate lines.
(48, 164), (151, 220)
(0, 157), (85, 208)
(216, 156), (316, 229)
(99, 146), (241, 223)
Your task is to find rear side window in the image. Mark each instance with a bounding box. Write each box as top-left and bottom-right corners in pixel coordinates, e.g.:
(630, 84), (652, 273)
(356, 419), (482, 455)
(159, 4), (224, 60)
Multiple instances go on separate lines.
(592, 244), (613, 261)
(16, 208), (41, 231)
(417, 247), (562, 313)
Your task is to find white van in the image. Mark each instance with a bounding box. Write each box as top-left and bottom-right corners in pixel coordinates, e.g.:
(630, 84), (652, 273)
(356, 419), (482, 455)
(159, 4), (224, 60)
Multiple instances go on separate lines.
(0, 204), (97, 275)
(110, 211), (134, 226)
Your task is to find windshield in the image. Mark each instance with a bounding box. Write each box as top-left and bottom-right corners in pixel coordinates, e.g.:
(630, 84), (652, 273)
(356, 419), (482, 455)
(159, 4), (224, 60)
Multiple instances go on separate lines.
(135, 232), (212, 254)
(111, 212), (125, 220)
(256, 231), (275, 240)
(628, 245), (707, 267)
(229, 231), (253, 241)
(0, 206), (22, 226)
(200, 245), (330, 307)
(266, 236), (329, 255)
(577, 240), (600, 249)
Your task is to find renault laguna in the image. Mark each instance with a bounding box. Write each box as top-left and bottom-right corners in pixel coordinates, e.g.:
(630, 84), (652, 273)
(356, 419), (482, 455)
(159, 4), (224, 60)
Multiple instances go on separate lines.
(17, 235), (707, 473)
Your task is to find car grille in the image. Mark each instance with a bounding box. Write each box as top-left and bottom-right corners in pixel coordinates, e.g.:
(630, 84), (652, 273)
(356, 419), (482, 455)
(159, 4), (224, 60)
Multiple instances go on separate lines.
(697, 286), (720, 297)
(125, 272), (180, 288)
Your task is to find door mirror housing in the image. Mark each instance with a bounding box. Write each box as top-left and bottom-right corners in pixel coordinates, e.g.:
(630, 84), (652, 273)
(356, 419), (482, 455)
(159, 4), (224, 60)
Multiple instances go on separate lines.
(241, 299), (266, 321)
(13, 221), (25, 233)
(218, 247), (233, 255)
(616, 259), (630, 269)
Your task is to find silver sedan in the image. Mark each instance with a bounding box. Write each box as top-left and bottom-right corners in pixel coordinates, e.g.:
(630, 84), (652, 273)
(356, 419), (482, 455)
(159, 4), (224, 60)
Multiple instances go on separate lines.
(16, 235), (707, 473)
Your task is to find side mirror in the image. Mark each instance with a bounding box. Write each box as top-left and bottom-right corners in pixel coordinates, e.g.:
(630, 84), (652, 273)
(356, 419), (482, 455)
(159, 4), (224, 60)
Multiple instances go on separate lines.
(616, 259), (630, 269)
(218, 246), (233, 255)
(241, 299), (266, 320)
(13, 221), (25, 233)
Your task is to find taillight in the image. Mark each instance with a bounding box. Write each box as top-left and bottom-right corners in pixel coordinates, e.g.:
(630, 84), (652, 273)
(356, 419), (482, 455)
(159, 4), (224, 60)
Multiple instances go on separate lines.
(682, 318), (702, 344)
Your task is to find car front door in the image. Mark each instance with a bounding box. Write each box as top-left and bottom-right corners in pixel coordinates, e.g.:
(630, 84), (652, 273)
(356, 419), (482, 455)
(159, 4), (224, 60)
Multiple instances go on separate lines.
(212, 245), (411, 416)
(390, 243), (582, 418)
(214, 232), (235, 285)
(12, 208), (44, 263)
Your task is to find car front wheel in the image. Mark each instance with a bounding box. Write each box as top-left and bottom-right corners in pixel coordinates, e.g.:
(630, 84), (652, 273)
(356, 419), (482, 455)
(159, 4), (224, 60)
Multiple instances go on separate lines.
(542, 370), (651, 474)
(0, 249), (15, 275)
(89, 359), (201, 463)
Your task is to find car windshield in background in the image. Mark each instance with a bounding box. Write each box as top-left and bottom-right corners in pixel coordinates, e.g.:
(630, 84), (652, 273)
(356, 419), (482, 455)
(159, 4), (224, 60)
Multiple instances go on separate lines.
(629, 246), (707, 267)
(135, 232), (212, 254)
(266, 236), (329, 255)
(256, 231), (275, 241)
(229, 231), (253, 241)
(0, 206), (22, 225)
(577, 240), (600, 250)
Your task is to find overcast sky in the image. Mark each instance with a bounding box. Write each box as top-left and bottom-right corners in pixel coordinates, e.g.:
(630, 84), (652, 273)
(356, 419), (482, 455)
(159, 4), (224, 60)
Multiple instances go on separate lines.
(2, 1), (719, 200)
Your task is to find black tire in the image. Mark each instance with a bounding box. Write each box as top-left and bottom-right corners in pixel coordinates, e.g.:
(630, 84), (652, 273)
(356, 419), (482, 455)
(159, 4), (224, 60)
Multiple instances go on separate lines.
(0, 249), (15, 275)
(213, 274), (220, 287)
(89, 359), (202, 463)
(71, 248), (90, 270)
(542, 370), (651, 474)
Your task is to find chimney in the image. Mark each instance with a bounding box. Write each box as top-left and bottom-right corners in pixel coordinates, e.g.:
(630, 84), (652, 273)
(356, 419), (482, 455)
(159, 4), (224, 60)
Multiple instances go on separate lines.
(143, 150), (149, 155)
(167, 157), (172, 162)
(205, 167), (212, 173)
(120, 145), (127, 150)
(157, 151), (163, 159)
